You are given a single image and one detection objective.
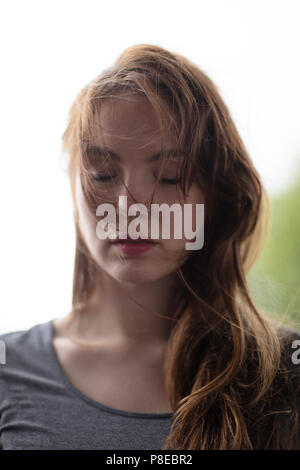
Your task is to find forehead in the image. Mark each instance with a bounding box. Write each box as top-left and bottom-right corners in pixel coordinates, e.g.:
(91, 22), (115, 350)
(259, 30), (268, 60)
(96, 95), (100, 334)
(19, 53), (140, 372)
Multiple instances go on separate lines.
(89, 94), (176, 153)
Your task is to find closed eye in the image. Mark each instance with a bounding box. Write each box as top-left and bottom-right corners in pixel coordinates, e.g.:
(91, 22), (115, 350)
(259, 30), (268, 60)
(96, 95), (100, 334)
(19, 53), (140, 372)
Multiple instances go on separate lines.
(91, 173), (179, 185)
(92, 173), (117, 182)
(153, 172), (179, 185)
(160, 177), (179, 185)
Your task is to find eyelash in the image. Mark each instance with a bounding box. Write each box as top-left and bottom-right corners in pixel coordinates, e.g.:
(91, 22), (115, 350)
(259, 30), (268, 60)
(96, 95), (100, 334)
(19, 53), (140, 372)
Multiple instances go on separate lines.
(92, 174), (179, 185)
(161, 178), (179, 185)
(92, 174), (116, 183)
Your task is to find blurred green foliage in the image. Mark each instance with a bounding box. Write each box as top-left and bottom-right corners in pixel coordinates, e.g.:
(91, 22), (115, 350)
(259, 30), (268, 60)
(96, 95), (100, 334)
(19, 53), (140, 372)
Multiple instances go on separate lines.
(247, 169), (300, 331)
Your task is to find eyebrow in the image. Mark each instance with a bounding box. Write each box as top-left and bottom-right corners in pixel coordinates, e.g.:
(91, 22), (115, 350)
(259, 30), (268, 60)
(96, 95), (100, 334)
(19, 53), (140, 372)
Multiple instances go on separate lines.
(83, 144), (184, 163)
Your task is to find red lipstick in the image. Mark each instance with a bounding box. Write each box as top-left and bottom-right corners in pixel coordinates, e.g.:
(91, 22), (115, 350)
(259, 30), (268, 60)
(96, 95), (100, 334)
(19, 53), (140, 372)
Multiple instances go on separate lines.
(112, 235), (158, 256)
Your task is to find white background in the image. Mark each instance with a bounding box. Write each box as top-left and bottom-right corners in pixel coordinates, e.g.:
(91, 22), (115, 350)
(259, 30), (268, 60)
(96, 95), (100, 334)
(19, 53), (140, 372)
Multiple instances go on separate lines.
(0, 0), (299, 333)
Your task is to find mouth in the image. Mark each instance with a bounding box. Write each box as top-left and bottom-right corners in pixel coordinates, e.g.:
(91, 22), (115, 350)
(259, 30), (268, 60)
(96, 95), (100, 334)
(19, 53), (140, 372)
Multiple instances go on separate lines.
(111, 236), (159, 256)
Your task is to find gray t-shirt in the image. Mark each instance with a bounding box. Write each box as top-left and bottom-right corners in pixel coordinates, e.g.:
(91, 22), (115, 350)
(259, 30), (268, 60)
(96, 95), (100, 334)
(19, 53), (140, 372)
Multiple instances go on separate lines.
(1, 320), (300, 450)
(0, 320), (173, 450)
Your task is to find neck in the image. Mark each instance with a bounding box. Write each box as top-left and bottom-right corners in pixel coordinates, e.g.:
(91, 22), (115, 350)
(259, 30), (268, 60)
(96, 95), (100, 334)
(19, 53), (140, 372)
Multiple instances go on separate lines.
(65, 268), (183, 347)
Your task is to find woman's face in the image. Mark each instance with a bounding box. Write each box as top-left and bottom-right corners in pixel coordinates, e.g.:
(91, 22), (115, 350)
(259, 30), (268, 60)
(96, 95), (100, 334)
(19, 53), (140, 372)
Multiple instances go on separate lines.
(75, 94), (205, 284)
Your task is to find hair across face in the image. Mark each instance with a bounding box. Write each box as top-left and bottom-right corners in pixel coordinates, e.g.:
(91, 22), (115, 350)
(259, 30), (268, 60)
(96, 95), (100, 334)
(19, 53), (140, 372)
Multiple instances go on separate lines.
(75, 93), (205, 285)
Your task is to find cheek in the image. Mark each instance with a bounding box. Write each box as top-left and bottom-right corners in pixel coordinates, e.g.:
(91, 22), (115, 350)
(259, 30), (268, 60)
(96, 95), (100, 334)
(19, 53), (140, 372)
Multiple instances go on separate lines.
(171, 189), (205, 235)
(184, 188), (205, 233)
(75, 176), (99, 247)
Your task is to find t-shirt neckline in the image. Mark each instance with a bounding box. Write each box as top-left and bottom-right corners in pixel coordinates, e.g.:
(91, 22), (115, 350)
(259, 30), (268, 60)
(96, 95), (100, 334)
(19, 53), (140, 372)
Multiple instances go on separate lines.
(45, 319), (174, 420)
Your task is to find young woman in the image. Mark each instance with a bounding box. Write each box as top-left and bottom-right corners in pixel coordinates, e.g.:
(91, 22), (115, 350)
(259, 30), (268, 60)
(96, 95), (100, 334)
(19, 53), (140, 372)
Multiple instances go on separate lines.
(0, 44), (299, 450)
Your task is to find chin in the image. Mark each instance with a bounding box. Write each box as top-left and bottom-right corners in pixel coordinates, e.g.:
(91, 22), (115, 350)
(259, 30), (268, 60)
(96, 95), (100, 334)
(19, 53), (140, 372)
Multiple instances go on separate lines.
(106, 261), (174, 285)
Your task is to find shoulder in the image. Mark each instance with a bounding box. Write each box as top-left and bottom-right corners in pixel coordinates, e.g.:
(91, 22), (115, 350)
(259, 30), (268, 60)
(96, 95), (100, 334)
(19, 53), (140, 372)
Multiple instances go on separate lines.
(271, 323), (300, 418)
(0, 322), (44, 355)
(0, 321), (52, 377)
(275, 323), (300, 371)
(275, 323), (300, 341)
(244, 321), (300, 448)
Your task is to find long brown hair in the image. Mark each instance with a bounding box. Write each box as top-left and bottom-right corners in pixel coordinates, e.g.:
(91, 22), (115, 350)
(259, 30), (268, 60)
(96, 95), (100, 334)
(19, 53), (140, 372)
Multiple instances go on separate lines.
(62, 44), (300, 449)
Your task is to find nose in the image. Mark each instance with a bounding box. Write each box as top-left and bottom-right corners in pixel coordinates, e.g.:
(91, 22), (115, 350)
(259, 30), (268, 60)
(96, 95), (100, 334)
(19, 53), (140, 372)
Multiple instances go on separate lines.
(117, 169), (155, 208)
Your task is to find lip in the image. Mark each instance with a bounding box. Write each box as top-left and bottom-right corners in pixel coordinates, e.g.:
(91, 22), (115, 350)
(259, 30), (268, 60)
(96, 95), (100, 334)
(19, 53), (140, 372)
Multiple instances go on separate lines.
(112, 235), (158, 243)
(112, 237), (158, 256)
